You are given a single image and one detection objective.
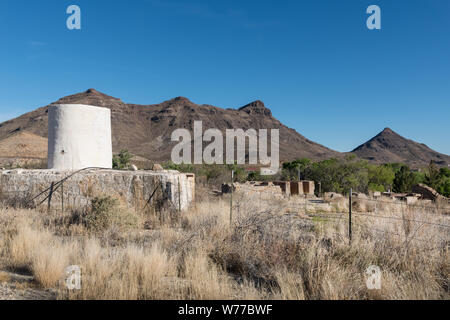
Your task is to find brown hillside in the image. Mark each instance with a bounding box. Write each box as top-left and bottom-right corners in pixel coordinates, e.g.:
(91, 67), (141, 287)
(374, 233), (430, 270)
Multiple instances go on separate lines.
(0, 89), (340, 163)
(0, 130), (47, 159)
(351, 128), (450, 168)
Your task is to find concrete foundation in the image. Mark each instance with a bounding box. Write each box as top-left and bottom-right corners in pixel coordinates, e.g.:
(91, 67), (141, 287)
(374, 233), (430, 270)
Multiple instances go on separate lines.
(0, 169), (195, 211)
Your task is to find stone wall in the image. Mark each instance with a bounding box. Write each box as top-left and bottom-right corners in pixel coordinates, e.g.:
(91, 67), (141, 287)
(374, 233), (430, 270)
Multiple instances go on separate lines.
(222, 181), (286, 200)
(0, 169), (195, 211)
(221, 180), (316, 199)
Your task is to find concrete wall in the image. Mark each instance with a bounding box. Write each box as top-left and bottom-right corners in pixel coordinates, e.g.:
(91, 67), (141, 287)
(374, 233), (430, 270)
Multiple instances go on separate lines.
(0, 169), (195, 211)
(48, 104), (112, 170)
(302, 181), (315, 195)
(223, 180), (316, 199)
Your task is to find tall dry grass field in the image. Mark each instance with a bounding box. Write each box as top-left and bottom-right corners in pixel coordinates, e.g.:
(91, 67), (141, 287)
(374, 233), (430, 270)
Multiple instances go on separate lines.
(0, 193), (448, 300)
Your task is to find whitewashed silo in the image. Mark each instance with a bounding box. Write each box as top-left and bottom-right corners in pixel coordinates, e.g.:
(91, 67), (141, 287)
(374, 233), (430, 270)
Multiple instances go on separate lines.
(47, 104), (112, 170)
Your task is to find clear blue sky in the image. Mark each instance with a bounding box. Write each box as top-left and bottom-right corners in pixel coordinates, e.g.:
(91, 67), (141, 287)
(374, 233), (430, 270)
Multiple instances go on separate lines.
(0, 0), (449, 154)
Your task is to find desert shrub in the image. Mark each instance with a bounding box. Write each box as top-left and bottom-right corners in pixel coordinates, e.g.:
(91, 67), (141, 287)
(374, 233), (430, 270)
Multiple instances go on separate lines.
(112, 149), (133, 170)
(84, 196), (141, 232)
(1, 193), (449, 300)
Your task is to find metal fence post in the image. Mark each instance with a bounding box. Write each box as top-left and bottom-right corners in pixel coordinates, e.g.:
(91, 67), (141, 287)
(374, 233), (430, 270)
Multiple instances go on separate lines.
(48, 182), (54, 213)
(304, 194), (307, 215)
(230, 170), (234, 226)
(178, 178), (181, 212)
(61, 180), (64, 215)
(349, 188), (352, 244)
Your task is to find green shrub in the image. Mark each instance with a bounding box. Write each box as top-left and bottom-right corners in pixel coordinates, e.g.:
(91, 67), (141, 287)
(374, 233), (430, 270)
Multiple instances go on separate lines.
(113, 150), (133, 170)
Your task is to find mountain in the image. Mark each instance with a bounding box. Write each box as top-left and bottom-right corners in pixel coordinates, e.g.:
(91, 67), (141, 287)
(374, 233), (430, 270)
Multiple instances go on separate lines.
(0, 130), (47, 159)
(351, 128), (450, 168)
(0, 130), (47, 168)
(0, 89), (340, 164)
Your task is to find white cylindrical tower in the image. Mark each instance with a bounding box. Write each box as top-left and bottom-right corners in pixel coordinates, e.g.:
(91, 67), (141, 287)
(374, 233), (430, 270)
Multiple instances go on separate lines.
(48, 104), (112, 170)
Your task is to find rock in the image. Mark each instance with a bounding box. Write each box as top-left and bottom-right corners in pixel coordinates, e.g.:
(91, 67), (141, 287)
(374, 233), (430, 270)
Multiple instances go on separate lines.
(130, 164), (138, 171)
(152, 163), (164, 171)
(352, 192), (368, 199)
(324, 192), (343, 200)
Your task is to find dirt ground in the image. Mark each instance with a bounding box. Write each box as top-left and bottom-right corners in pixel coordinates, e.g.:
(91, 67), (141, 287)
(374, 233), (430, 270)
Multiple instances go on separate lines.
(0, 270), (55, 300)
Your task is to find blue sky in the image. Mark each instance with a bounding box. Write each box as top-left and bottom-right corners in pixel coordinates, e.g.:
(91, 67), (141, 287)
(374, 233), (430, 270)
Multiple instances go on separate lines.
(0, 0), (449, 154)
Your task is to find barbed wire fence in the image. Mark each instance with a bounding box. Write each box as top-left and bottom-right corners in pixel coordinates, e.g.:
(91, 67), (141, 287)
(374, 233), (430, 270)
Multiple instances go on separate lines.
(285, 190), (450, 251)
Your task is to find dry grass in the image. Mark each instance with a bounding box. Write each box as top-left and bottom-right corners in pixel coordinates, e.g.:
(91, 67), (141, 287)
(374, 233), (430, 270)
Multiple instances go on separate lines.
(0, 193), (448, 300)
(0, 271), (11, 283)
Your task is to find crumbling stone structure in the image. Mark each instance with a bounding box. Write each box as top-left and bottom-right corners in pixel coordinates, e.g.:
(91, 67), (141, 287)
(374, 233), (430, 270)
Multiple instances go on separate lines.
(0, 169), (195, 211)
(412, 184), (449, 203)
(222, 180), (316, 198)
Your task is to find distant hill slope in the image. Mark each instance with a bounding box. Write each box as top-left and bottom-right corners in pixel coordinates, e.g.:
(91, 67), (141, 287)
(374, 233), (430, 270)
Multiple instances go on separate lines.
(0, 89), (340, 163)
(351, 128), (450, 168)
(0, 131), (47, 159)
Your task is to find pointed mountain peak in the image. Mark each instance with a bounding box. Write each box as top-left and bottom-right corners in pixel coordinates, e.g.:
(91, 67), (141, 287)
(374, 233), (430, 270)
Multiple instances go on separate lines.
(352, 126), (450, 167)
(238, 100), (272, 116)
(380, 127), (396, 134)
(173, 96), (192, 103)
(375, 127), (402, 139)
(81, 88), (120, 100)
(52, 89), (123, 108)
(85, 88), (99, 94)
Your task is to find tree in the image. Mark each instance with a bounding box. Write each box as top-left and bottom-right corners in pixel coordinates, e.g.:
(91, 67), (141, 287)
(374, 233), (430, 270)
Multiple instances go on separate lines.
(368, 164), (395, 192)
(305, 157), (369, 194)
(112, 150), (133, 170)
(393, 165), (416, 193)
(436, 167), (450, 197)
(282, 158), (312, 181)
(424, 161), (441, 190)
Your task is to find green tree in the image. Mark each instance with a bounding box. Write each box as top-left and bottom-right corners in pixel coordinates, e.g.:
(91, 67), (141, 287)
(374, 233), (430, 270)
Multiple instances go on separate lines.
(424, 161), (441, 190)
(282, 158), (312, 181)
(306, 157), (369, 194)
(393, 165), (416, 193)
(435, 167), (450, 197)
(367, 164), (395, 192)
(112, 150), (133, 169)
